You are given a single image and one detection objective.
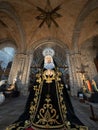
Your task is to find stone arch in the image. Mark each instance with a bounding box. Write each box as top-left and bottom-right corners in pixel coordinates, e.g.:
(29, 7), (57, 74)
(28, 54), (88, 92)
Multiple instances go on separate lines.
(28, 38), (70, 94)
(28, 38), (69, 66)
(80, 35), (98, 51)
(72, 0), (98, 51)
(79, 35), (98, 80)
(0, 38), (18, 51)
(0, 1), (26, 52)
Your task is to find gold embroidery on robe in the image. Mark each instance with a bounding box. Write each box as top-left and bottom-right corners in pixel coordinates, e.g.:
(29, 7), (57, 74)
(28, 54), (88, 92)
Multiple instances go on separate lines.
(36, 94), (61, 127)
(30, 73), (43, 121)
(43, 70), (55, 83)
(6, 70), (88, 130)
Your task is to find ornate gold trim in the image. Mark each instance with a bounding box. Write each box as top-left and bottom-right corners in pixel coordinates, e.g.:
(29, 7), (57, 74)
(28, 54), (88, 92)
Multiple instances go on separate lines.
(30, 73), (43, 122)
(6, 123), (19, 130)
(43, 70), (55, 83)
(36, 95), (61, 126)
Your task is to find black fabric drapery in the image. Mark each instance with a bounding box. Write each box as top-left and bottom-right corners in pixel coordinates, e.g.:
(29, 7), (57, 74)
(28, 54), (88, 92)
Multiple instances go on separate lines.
(6, 69), (88, 130)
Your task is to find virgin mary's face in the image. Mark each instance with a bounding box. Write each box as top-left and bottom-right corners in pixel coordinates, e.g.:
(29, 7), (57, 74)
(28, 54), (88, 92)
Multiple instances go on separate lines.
(44, 55), (55, 69)
(45, 55), (52, 64)
(46, 57), (52, 63)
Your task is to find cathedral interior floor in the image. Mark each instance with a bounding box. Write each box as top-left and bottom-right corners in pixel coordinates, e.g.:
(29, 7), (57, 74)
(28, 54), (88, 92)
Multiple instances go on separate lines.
(0, 95), (98, 130)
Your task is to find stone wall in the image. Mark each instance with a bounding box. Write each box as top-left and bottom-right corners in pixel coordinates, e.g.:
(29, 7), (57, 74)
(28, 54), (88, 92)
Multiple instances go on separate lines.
(80, 43), (98, 81)
(66, 43), (98, 96)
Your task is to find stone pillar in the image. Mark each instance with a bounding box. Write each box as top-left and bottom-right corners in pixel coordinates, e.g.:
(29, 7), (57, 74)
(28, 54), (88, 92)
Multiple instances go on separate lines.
(66, 52), (74, 96)
(8, 53), (33, 95)
(8, 54), (19, 84)
(67, 51), (83, 96)
(69, 53), (77, 96)
(74, 53), (83, 93)
(21, 54), (33, 95)
(81, 49), (98, 80)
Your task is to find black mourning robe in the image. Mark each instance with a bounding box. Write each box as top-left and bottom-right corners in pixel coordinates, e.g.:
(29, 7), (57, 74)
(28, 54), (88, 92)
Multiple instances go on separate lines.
(6, 69), (88, 130)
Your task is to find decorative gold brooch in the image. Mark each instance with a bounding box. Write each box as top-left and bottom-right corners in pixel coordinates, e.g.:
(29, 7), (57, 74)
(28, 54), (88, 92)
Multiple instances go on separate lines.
(43, 70), (55, 83)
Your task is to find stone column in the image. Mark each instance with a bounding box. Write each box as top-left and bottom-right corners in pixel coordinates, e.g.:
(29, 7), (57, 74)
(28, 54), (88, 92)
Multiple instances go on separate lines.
(67, 51), (83, 96)
(74, 53), (83, 93)
(69, 53), (77, 96)
(8, 53), (33, 95)
(8, 54), (19, 84)
(81, 49), (98, 80)
(21, 54), (33, 95)
(66, 51), (74, 96)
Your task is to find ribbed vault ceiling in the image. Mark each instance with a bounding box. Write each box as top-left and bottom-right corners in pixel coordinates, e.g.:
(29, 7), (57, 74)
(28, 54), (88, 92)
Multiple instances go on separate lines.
(0, 0), (98, 65)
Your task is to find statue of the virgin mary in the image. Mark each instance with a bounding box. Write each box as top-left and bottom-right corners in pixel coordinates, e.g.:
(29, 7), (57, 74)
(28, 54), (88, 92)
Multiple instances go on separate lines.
(6, 48), (88, 130)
